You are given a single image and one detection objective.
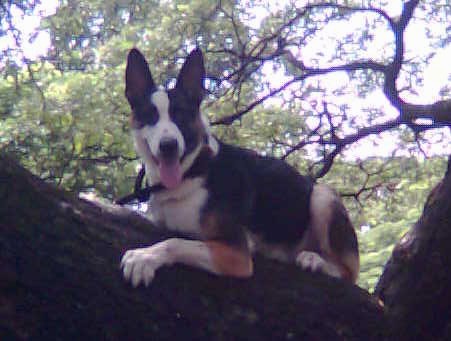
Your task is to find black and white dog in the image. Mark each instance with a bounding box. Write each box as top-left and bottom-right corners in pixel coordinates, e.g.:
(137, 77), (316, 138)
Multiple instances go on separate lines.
(120, 48), (359, 287)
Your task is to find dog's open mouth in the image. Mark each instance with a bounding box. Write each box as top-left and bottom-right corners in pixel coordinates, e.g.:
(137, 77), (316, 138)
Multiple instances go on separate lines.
(152, 155), (182, 189)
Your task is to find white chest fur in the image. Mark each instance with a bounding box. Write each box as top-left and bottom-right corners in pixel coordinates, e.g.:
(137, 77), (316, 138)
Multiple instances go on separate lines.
(147, 177), (208, 237)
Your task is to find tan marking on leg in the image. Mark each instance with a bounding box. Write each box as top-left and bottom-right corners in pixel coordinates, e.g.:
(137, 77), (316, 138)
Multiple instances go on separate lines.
(206, 241), (253, 278)
(331, 252), (360, 283)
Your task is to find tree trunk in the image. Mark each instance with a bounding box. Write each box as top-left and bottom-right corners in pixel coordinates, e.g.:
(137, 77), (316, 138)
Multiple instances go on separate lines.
(375, 157), (451, 340)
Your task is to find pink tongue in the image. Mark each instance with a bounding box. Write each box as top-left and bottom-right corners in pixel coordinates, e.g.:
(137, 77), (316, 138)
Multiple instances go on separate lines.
(159, 159), (182, 189)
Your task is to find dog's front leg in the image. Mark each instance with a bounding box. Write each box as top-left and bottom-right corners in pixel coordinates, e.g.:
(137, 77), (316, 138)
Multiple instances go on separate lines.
(121, 238), (253, 287)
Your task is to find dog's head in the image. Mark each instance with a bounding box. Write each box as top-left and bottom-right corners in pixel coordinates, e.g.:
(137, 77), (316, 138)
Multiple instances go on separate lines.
(125, 48), (213, 189)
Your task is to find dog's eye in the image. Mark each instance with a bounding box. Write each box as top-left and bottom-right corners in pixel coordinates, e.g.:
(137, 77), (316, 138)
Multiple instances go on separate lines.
(146, 107), (159, 124)
(134, 106), (159, 126)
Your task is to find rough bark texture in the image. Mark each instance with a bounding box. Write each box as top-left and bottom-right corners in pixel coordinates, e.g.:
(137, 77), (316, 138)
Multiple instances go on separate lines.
(2, 152), (451, 340)
(0, 154), (389, 340)
(1, 153), (451, 340)
(375, 158), (451, 340)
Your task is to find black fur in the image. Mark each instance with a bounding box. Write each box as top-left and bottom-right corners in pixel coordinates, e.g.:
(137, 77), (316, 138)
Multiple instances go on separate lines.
(203, 142), (314, 245)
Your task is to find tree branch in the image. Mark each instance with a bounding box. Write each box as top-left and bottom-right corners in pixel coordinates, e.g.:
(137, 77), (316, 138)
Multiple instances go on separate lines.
(0, 154), (387, 339)
(212, 0), (448, 180)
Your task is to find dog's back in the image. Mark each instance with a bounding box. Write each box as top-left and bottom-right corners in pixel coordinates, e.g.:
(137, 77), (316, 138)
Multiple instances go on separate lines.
(203, 141), (359, 282)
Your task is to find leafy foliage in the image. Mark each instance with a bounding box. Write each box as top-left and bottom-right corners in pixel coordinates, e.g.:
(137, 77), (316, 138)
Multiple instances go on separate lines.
(353, 157), (447, 290)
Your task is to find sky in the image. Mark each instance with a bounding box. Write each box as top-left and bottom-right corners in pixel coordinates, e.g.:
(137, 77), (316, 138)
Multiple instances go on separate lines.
(1, 0), (450, 159)
(251, 1), (451, 159)
(0, 1), (56, 61)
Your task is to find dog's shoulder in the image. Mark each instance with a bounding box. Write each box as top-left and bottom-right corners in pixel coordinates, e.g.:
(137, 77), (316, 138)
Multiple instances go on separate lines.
(204, 140), (314, 219)
(203, 141), (256, 215)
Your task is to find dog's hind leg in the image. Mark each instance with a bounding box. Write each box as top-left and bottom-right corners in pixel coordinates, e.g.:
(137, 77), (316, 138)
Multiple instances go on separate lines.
(296, 184), (360, 283)
(121, 238), (253, 287)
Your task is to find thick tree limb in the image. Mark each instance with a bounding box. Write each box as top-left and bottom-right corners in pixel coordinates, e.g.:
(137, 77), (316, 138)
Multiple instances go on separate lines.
(0, 154), (386, 340)
(375, 156), (451, 340)
(402, 100), (451, 125)
(1, 152), (451, 339)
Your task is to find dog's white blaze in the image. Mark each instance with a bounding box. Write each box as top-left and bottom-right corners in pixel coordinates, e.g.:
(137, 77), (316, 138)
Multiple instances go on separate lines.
(144, 89), (185, 159)
(151, 89), (170, 120)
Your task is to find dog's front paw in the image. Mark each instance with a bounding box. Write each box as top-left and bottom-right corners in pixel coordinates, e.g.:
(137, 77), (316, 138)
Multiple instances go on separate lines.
(296, 251), (327, 272)
(120, 240), (174, 287)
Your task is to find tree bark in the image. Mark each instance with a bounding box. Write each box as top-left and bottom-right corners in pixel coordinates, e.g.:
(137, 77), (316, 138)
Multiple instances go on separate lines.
(0, 154), (388, 340)
(4, 153), (451, 340)
(375, 157), (451, 340)
(3, 153), (451, 340)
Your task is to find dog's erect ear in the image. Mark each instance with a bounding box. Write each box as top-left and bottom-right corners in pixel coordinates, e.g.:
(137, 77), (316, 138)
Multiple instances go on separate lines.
(176, 48), (205, 105)
(125, 48), (155, 106)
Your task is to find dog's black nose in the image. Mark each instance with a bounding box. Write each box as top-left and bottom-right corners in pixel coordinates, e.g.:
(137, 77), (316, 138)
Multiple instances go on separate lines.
(159, 137), (179, 160)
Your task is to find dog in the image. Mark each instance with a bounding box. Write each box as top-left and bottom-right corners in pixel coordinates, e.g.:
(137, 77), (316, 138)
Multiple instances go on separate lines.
(120, 48), (359, 287)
